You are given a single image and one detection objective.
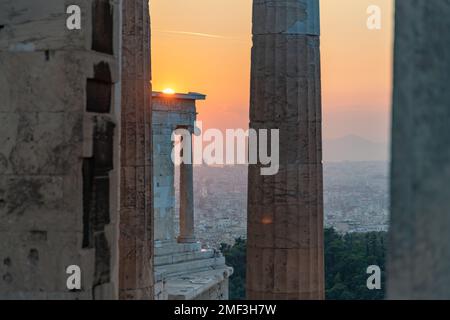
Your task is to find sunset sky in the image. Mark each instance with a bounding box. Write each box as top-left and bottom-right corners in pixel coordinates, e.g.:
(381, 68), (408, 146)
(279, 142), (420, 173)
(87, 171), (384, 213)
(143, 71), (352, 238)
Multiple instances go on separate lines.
(151, 0), (394, 143)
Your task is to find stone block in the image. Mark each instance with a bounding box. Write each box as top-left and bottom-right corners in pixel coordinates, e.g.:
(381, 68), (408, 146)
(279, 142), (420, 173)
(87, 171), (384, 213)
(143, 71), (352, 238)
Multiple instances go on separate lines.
(0, 0), (87, 51)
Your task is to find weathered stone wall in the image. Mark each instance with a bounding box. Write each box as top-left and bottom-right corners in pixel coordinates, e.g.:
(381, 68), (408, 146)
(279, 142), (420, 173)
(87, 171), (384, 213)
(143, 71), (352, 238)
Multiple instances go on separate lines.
(247, 0), (324, 299)
(118, 0), (154, 300)
(0, 0), (122, 299)
(388, 1), (450, 299)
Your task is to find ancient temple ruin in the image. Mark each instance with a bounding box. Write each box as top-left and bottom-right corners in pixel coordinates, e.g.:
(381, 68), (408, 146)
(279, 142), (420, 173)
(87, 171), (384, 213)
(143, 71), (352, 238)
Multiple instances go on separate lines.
(5, 0), (450, 302)
(247, 0), (325, 299)
(152, 92), (232, 300)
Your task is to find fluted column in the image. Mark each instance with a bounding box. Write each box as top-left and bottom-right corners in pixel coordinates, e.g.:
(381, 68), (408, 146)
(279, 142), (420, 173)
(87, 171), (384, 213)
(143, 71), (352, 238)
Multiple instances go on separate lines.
(119, 0), (153, 299)
(247, 0), (324, 300)
(388, 1), (450, 299)
(178, 135), (196, 243)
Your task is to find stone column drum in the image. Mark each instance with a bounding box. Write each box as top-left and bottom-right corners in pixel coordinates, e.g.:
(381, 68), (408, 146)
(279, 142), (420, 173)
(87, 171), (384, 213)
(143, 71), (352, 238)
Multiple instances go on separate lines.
(178, 134), (196, 243)
(247, 0), (324, 300)
(119, 0), (153, 300)
(388, 1), (450, 299)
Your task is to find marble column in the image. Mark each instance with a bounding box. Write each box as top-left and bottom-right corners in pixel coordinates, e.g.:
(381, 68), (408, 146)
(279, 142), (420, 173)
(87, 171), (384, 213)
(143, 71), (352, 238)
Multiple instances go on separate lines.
(178, 134), (196, 243)
(247, 0), (324, 300)
(119, 0), (153, 299)
(388, 1), (450, 299)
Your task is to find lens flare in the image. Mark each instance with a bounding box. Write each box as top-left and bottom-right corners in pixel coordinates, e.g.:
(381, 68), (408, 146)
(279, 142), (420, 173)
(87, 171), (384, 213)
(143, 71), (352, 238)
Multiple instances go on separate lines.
(162, 88), (175, 95)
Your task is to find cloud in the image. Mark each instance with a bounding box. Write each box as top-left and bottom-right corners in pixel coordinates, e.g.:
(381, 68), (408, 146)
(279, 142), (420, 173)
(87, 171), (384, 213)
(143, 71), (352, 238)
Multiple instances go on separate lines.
(154, 29), (235, 40)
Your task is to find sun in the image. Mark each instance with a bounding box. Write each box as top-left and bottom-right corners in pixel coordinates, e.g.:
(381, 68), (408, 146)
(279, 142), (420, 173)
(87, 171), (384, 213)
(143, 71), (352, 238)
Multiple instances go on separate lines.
(162, 88), (175, 95)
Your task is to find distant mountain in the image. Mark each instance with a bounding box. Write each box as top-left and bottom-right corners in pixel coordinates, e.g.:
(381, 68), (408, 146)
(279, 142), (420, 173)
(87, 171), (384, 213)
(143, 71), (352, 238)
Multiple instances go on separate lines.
(323, 135), (389, 162)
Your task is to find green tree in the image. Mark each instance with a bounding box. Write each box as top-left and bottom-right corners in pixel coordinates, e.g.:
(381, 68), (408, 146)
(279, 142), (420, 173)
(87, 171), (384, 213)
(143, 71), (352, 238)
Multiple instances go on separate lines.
(220, 238), (247, 300)
(221, 228), (387, 300)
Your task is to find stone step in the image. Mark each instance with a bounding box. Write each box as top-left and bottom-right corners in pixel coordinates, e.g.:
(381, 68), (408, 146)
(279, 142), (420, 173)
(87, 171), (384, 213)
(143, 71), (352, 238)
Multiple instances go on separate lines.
(155, 249), (216, 266)
(165, 266), (234, 300)
(154, 242), (202, 256)
(155, 256), (226, 277)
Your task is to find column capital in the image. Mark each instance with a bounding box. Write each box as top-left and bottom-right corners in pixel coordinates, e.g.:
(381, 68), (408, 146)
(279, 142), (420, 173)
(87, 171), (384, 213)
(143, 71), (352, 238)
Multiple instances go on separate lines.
(253, 0), (320, 36)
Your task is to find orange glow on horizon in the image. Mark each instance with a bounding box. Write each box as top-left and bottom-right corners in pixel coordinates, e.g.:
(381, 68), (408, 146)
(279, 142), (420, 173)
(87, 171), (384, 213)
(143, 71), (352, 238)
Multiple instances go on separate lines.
(151, 0), (394, 142)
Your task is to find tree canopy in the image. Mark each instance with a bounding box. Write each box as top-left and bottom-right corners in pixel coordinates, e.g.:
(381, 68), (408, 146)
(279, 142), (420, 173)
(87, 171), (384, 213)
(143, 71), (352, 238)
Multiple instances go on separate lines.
(220, 228), (386, 300)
